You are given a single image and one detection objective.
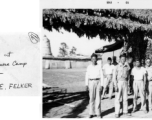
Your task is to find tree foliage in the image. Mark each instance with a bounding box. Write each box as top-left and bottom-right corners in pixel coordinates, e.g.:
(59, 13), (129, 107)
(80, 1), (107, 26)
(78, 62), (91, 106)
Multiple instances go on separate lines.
(58, 42), (69, 57)
(69, 46), (77, 56)
(43, 9), (152, 60)
(43, 9), (152, 41)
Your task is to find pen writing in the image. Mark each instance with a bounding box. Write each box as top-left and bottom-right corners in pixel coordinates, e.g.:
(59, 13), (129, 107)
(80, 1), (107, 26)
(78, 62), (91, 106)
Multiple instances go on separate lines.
(28, 32), (40, 44)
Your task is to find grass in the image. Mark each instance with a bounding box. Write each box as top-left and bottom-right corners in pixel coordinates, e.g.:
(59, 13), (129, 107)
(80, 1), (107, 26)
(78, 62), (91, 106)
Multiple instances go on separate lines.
(43, 68), (86, 93)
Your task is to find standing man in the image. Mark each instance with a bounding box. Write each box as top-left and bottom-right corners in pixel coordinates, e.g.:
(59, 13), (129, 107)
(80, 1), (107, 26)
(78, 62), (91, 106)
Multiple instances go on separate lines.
(145, 58), (152, 111)
(102, 57), (114, 99)
(131, 59), (147, 113)
(113, 54), (130, 118)
(85, 53), (104, 118)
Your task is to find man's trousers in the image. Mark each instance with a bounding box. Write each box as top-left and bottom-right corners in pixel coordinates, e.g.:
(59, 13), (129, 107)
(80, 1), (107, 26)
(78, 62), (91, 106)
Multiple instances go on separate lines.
(102, 74), (113, 98)
(148, 81), (152, 110)
(133, 80), (146, 110)
(115, 81), (128, 115)
(89, 80), (101, 115)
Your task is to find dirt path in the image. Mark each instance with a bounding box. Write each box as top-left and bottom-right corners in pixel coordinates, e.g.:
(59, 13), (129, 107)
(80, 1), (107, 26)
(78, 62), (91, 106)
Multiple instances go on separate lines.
(43, 69), (152, 118)
(43, 95), (152, 118)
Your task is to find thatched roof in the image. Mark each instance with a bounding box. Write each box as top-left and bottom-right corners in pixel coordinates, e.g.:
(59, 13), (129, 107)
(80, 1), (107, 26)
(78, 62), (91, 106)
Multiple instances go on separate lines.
(43, 9), (152, 41)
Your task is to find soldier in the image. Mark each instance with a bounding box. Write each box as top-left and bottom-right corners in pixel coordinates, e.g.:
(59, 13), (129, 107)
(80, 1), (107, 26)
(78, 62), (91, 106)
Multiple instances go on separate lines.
(85, 53), (104, 118)
(102, 57), (115, 99)
(113, 54), (130, 118)
(145, 58), (152, 111)
(131, 59), (147, 113)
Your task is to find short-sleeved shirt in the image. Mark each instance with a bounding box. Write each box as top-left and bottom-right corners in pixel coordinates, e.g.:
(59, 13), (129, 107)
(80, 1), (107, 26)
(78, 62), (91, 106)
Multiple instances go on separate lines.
(103, 64), (115, 75)
(113, 63), (130, 86)
(112, 64), (117, 71)
(114, 63), (130, 81)
(131, 67), (146, 81)
(115, 62), (130, 81)
(97, 60), (103, 68)
(145, 66), (152, 81)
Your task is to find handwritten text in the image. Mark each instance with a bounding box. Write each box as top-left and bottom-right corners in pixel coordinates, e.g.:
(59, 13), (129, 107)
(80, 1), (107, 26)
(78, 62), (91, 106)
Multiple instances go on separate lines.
(9, 83), (32, 89)
(0, 61), (27, 67)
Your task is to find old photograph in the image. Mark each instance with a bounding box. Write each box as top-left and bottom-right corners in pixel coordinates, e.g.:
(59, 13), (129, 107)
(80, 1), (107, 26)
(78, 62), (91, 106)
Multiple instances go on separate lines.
(42, 9), (152, 118)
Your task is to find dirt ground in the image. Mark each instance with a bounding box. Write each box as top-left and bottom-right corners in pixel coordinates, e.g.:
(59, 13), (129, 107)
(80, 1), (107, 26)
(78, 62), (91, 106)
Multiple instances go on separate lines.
(43, 69), (152, 118)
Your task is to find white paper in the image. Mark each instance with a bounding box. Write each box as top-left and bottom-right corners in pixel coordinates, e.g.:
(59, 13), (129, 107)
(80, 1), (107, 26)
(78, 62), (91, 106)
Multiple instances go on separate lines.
(0, 33), (40, 96)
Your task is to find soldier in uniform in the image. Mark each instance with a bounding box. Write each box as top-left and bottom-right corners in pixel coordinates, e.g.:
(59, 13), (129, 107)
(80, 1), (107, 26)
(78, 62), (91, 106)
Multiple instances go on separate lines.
(85, 53), (104, 118)
(113, 54), (130, 118)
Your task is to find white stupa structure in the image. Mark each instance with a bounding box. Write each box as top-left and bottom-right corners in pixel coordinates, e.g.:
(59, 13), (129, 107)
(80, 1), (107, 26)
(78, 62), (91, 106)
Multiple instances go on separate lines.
(42, 35), (53, 69)
(42, 35), (53, 57)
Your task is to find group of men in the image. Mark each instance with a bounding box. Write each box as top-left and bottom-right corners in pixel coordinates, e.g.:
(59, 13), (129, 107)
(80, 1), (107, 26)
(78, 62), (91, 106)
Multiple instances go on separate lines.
(85, 53), (152, 118)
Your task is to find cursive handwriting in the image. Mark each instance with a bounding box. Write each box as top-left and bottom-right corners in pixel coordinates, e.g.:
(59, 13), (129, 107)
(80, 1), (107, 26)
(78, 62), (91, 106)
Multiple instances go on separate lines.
(12, 61), (27, 67)
(28, 32), (40, 44)
(0, 61), (27, 67)
(4, 52), (13, 57)
(0, 63), (9, 66)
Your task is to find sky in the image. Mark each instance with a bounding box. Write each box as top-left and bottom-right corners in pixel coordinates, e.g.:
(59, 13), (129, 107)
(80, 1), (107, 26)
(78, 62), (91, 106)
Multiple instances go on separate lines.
(43, 28), (122, 64)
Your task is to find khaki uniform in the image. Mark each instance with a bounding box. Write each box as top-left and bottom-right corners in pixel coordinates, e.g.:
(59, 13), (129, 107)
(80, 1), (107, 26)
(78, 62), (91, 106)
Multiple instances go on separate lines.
(113, 62), (130, 115)
(85, 64), (104, 116)
(148, 81), (152, 110)
(102, 64), (114, 98)
(103, 74), (113, 98)
(131, 67), (146, 110)
(145, 66), (152, 110)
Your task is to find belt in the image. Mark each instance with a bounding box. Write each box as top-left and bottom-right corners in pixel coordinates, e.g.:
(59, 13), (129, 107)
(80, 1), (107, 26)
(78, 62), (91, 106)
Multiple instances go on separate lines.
(118, 80), (128, 82)
(89, 78), (100, 81)
(106, 74), (112, 76)
(117, 78), (128, 82)
(134, 79), (143, 81)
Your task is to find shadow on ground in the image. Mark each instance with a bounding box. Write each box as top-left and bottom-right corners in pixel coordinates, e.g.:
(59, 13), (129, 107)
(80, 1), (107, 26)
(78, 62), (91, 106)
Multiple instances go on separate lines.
(61, 98), (89, 118)
(101, 96), (134, 117)
(43, 89), (89, 118)
(43, 88), (151, 118)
